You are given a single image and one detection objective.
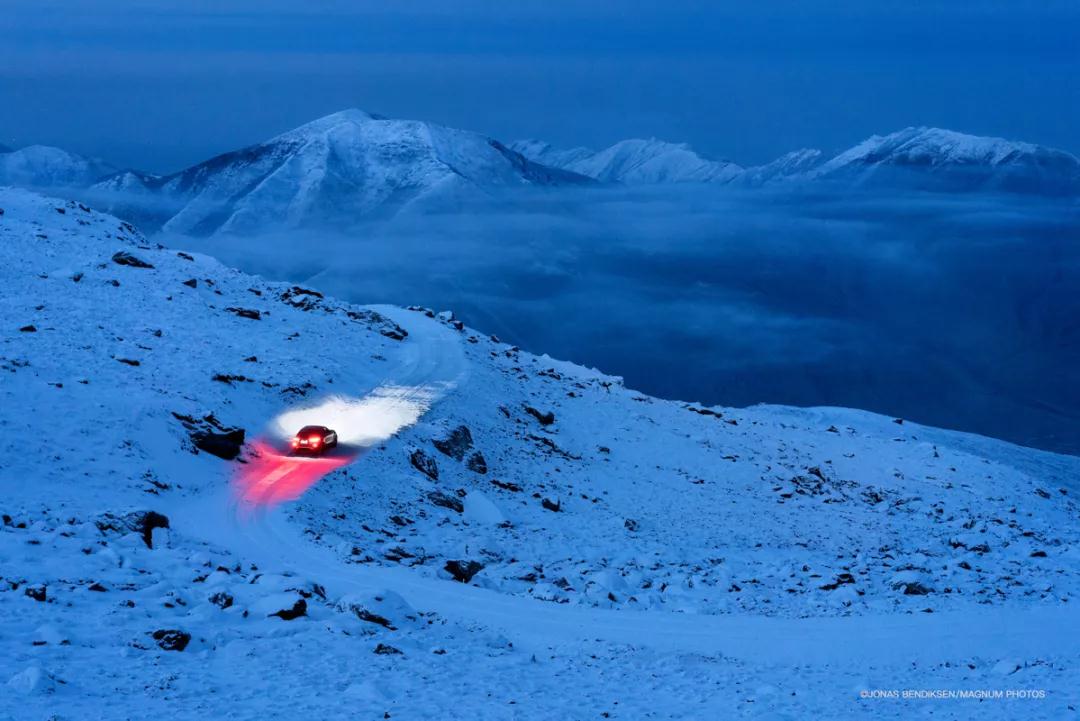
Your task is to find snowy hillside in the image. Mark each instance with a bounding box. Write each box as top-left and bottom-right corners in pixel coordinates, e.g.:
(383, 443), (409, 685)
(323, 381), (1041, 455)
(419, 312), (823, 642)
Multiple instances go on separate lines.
(737, 148), (824, 186)
(511, 137), (743, 184)
(806, 127), (1080, 194)
(89, 110), (591, 236)
(0, 145), (116, 190)
(2, 187), (1080, 718)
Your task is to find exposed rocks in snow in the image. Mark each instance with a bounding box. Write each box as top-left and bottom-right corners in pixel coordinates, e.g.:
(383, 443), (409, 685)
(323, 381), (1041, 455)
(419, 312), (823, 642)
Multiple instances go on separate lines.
(899, 582), (932, 596)
(173, 411), (246, 460)
(111, 251), (154, 269)
(224, 307), (261, 320)
(427, 491), (464, 513)
(373, 643), (403, 655)
(24, 584), (47, 602)
(444, 560), (484, 583)
(819, 573), (856, 591)
(410, 449), (439, 480)
(433, 425), (473, 460)
(269, 598), (307, 621)
(542, 498), (562, 513)
(209, 592), (234, 609)
(192, 428), (246, 460)
(151, 629), (190, 651)
(182, 278), (197, 288)
(18, 325), (36, 332)
(623, 519), (639, 532)
(465, 451), (488, 474)
(94, 510), (169, 549)
(524, 405), (556, 426)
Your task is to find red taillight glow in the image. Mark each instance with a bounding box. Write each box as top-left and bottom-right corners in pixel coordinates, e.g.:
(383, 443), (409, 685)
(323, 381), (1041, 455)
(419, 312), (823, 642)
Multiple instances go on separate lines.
(309, 435), (321, 446)
(291, 438), (300, 447)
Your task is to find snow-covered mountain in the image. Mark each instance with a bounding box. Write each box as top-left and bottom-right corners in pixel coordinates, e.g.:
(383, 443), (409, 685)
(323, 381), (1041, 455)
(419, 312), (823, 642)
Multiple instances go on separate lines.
(0, 144), (116, 189)
(91, 109), (591, 236)
(806, 127), (1080, 194)
(511, 137), (743, 184)
(3, 186), (1079, 717)
(738, 147), (825, 186)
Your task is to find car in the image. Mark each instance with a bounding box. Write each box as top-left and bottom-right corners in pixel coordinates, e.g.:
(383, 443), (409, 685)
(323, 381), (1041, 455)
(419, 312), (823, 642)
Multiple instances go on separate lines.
(290, 425), (339, 456)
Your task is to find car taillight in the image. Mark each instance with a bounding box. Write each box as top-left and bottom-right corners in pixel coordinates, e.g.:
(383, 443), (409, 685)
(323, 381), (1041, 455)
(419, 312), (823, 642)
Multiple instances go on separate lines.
(291, 438), (299, 447)
(309, 435), (321, 446)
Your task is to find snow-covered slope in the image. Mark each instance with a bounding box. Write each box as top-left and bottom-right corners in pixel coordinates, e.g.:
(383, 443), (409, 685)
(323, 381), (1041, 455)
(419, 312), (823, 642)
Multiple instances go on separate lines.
(512, 137), (743, 184)
(96, 110), (590, 236)
(738, 148), (824, 186)
(0, 145), (116, 189)
(807, 127), (1080, 194)
(3, 187), (1079, 718)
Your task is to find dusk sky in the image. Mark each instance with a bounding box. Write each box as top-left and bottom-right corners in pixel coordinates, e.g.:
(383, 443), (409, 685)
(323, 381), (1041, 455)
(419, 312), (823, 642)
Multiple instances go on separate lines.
(3, 0), (1078, 173)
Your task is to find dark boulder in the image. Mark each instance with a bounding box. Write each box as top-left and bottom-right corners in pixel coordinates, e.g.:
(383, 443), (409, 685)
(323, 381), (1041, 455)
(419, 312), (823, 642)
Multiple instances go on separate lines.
(374, 643), (403, 655)
(209, 592), (234, 609)
(427, 491), (464, 513)
(444, 560), (484, 583)
(524, 405), (556, 426)
(225, 307), (262, 320)
(112, 251), (154, 269)
(542, 497), (562, 512)
(25, 584), (47, 602)
(410, 449), (439, 481)
(466, 452), (488, 474)
(151, 629), (190, 651)
(900, 582), (932, 596)
(95, 510), (169, 549)
(269, 598), (307, 621)
(18, 325), (36, 333)
(192, 428), (246, 460)
(433, 425), (473, 461)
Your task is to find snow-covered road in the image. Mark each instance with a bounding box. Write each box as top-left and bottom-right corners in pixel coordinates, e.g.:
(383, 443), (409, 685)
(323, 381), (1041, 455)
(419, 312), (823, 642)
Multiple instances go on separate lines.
(170, 305), (1080, 670)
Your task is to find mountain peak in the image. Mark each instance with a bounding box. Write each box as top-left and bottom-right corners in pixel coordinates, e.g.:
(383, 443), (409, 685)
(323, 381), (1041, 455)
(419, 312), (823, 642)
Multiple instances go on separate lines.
(270, 108), (386, 142)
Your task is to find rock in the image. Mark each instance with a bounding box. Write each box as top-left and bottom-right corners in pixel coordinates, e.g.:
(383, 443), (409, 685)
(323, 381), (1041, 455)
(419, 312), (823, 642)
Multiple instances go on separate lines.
(18, 325), (36, 333)
(182, 278), (198, 288)
(112, 251), (154, 269)
(116, 357), (141, 366)
(465, 451), (488, 474)
(819, 573), (856, 591)
(444, 560), (484, 583)
(524, 405), (556, 426)
(900, 582), (932, 596)
(24, 584), (46, 602)
(1030, 550), (1048, 558)
(374, 643), (403, 656)
(95, 510), (169, 549)
(433, 425), (473, 461)
(623, 518), (639, 532)
(88, 582), (108, 592)
(151, 629), (190, 651)
(542, 497), (562, 512)
(225, 307), (262, 320)
(427, 491), (464, 513)
(269, 598), (307, 621)
(192, 428), (246, 460)
(209, 592), (234, 609)
(410, 449), (439, 480)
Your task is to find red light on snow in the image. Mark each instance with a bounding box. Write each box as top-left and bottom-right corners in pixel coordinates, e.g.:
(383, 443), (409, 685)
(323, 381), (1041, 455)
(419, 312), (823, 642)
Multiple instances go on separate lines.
(232, 439), (353, 511)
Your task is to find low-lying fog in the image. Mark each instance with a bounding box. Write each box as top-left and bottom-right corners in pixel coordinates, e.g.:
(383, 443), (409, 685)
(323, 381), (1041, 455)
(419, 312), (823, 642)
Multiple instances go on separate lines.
(171, 185), (1080, 455)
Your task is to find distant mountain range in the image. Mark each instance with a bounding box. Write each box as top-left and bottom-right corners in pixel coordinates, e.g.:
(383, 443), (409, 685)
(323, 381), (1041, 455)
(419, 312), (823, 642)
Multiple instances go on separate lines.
(2, 111), (1078, 235)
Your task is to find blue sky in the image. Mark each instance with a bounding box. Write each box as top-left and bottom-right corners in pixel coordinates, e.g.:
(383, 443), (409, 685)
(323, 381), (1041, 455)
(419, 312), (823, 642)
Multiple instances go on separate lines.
(2, 1), (1077, 172)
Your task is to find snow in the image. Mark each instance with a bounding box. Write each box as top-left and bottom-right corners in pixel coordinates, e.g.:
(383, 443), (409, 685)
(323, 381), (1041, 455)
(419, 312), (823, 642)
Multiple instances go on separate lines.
(2, 186), (1079, 718)
(98, 109), (593, 236)
(512, 137), (743, 184)
(0, 145), (116, 189)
